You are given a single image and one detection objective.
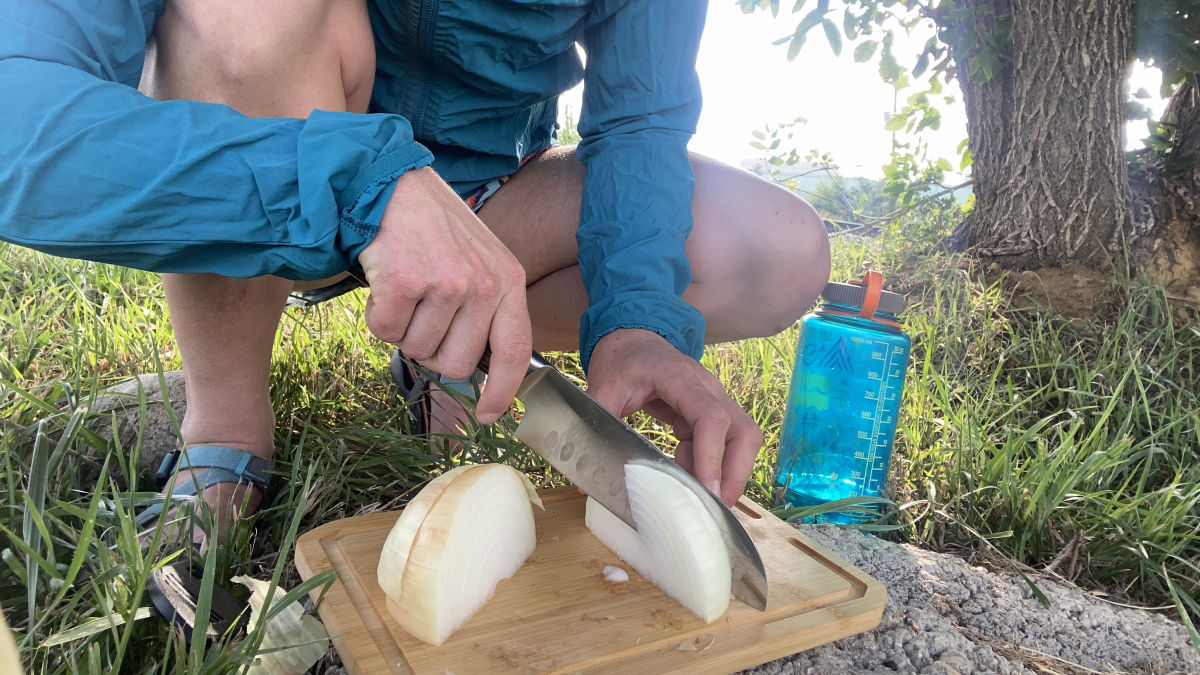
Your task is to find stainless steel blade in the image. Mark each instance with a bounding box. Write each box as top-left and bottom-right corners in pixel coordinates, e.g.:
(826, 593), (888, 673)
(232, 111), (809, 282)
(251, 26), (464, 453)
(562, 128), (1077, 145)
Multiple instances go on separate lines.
(513, 359), (769, 612)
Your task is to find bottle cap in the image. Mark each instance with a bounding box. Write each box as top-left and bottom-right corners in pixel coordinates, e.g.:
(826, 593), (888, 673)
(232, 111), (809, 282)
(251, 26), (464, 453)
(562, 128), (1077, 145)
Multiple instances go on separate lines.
(822, 279), (905, 314)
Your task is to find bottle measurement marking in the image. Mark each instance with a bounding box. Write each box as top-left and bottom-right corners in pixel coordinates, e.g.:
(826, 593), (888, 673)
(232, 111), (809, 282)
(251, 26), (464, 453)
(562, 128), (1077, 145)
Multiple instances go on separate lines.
(855, 341), (901, 495)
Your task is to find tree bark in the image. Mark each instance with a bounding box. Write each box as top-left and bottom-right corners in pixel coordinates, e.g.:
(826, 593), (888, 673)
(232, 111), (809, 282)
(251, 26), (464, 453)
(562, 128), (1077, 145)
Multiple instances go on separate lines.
(958, 0), (1132, 268)
(1127, 82), (1200, 283)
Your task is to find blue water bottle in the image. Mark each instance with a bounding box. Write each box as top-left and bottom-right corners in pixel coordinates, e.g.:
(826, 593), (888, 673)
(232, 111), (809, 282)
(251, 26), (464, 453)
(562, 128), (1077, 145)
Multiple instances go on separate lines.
(775, 271), (910, 524)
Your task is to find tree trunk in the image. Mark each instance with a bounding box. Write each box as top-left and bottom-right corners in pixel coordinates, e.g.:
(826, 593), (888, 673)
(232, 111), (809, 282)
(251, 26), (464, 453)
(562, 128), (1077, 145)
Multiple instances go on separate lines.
(1127, 82), (1200, 283)
(958, 0), (1132, 268)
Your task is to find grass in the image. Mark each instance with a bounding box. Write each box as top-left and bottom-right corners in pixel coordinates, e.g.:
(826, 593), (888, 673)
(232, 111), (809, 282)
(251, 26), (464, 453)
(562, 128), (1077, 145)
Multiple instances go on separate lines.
(2, 233), (1199, 673)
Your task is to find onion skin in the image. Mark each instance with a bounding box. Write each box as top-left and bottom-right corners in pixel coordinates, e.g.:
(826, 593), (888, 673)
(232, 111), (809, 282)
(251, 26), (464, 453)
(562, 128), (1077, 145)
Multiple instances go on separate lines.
(378, 464), (539, 646)
(377, 466), (474, 602)
(586, 464), (732, 623)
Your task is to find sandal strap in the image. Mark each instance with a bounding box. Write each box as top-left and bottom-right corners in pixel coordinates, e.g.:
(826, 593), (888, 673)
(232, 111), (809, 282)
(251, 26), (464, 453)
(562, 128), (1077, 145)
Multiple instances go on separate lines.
(391, 350), (432, 437)
(155, 446), (274, 496)
(138, 447), (274, 531)
(437, 372), (479, 399)
(135, 476), (206, 526)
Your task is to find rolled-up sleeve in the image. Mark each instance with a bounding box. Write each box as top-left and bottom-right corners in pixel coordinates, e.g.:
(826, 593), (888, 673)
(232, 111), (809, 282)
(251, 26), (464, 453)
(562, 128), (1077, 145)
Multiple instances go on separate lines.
(0, 0), (432, 281)
(575, 0), (708, 372)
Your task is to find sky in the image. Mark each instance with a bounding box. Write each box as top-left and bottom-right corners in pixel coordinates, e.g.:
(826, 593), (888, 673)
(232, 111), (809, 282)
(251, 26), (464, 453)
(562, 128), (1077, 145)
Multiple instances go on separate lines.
(558, 1), (1170, 179)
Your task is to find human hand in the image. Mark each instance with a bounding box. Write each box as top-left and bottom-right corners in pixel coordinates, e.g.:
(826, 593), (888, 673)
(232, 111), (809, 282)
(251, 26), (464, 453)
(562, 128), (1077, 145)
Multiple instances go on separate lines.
(585, 328), (764, 505)
(357, 166), (532, 424)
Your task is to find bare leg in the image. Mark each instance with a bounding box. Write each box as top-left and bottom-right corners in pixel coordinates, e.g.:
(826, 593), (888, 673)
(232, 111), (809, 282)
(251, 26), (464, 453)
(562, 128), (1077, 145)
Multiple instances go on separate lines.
(142, 0), (375, 544)
(476, 147), (832, 351)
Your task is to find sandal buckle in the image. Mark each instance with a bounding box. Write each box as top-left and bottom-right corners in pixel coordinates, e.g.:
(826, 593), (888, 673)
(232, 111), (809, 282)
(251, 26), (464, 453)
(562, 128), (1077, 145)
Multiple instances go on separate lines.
(155, 450), (181, 488)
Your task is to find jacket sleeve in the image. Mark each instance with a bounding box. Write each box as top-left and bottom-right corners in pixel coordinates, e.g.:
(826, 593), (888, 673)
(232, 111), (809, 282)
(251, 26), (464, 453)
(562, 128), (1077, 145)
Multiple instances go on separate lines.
(575, 0), (708, 372)
(0, 0), (432, 281)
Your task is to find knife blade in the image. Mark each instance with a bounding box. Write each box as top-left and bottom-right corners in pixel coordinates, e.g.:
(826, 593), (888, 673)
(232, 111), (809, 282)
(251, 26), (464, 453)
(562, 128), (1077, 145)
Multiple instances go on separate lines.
(480, 351), (768, 611)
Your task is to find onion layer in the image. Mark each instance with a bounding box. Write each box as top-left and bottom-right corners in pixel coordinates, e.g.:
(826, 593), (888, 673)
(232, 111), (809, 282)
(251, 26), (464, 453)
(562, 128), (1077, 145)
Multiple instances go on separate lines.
(377, 464), (542, 645)
(585, 464), (731, 623)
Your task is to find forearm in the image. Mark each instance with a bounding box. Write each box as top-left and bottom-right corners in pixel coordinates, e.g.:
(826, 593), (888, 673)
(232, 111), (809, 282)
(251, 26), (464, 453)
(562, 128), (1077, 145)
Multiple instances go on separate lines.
(0, 0), (432, 280)
(574, 0), (709, 370)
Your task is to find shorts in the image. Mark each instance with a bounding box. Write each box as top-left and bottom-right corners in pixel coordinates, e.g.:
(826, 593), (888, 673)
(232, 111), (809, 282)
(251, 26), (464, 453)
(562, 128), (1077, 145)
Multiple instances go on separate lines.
(288, 145), (551, 307)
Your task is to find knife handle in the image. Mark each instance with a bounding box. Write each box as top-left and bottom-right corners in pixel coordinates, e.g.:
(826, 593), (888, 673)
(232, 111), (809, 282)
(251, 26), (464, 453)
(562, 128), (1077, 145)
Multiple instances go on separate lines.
(476, 346), (551, 377)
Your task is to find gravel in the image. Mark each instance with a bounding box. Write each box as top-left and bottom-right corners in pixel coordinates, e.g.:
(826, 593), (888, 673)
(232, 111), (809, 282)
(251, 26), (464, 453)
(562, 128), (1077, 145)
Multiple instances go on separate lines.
(737, 524), (1200, 675)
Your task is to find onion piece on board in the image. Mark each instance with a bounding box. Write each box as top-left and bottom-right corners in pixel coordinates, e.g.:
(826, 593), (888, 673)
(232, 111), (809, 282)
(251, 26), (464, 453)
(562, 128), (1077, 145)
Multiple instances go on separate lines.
(585, 464), (731, 623)
(377, 464), (542, 646)
(377, 465), (474, 602)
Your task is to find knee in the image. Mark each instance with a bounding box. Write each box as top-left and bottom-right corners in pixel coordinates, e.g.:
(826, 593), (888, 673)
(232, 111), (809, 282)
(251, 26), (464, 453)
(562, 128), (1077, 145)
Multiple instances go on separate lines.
(688, 155), (831, 339)
(758, 192), (831, 334)
(150, 0), (374, 110)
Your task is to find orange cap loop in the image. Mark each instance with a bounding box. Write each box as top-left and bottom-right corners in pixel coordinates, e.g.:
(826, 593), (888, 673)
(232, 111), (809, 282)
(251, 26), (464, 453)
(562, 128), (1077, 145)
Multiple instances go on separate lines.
(857, 270), (883, 319)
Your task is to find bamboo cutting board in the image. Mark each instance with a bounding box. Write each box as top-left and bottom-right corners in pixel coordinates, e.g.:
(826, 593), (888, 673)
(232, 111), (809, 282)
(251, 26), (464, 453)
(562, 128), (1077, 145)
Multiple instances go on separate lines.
(295, 487), (885, 675)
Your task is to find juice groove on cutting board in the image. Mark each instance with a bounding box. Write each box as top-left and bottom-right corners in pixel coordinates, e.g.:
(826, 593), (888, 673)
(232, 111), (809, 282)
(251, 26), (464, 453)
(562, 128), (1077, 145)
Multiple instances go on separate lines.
(295, 487), (885, 675)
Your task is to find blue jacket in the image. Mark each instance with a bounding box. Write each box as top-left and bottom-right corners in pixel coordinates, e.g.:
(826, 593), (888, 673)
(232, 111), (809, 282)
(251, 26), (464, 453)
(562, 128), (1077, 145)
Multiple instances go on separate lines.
(0, 0), (707, 370)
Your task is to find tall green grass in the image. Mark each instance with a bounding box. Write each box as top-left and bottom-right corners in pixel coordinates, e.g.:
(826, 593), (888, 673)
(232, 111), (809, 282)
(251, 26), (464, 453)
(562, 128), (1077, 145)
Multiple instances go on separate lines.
(3, 234), (1199, 673)
(897, 257), (1200, 610)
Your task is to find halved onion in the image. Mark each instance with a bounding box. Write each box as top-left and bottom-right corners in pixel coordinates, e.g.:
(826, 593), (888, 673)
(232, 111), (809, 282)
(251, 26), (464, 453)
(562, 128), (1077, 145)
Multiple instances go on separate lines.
(585, 464), (731, 623)
(377, 464), (543, 645)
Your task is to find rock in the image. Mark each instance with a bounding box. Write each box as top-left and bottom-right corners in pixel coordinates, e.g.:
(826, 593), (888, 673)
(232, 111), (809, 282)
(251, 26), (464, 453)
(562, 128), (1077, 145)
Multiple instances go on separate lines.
(736, 525), (1200, 675)
(934, 650), (973, 674)
(89, 371), (186, 475)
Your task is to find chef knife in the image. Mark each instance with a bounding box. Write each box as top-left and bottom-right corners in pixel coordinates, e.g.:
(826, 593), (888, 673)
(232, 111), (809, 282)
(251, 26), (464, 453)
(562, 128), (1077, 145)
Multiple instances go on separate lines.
(476, 350), (769, 611)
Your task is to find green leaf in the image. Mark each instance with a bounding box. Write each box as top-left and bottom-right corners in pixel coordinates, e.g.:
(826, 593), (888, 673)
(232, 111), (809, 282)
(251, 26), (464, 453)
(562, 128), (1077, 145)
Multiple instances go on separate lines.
(259, 569), (338, 626)
(25, 422), (49, 623)
(913, 51), (931, 78)
(939, 26), (963, 49)
(769, 138), (781, 150)
(42, 608), (153, 647)
(771, 495), (897, 521)
(750, 141), (767, 150)
(751, 129), (766, 140)
(884, 114), (907, 132)
(821, 19), (842, 56)
(1163, 566), (1200, 657)
(1133, 87), (1152, 100)
(1128, 101), (1152, 121)
(916, 109), (942, 132)
(936, 157), (953, 171)
(879, 45), (903, 81)
(853, 40), (878, 63)
(787, 35), (806, 61)
(794, 7), (825, 37)
(1165, 32), (1200, 74)
(1017, 569), (1051, 609)
(791, 0), (807, 13)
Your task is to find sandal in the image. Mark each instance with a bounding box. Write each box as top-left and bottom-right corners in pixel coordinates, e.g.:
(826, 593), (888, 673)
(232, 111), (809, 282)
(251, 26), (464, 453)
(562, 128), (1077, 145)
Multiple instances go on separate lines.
(389, 350), (480, 443)
(390, 350), (434, 438)
(136, 446), (274, 530)
(138, 446), (274, 642)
